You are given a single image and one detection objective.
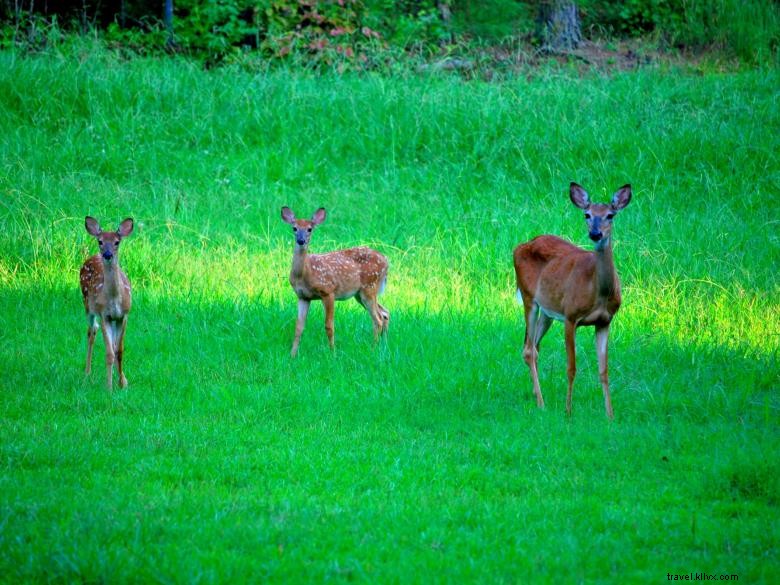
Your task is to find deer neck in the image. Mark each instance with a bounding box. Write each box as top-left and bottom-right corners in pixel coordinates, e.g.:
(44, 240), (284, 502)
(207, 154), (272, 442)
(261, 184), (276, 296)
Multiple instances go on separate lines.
(291, 245), (308, 282)
(103, 259), (123, 299)
(594, 238), (618, 300)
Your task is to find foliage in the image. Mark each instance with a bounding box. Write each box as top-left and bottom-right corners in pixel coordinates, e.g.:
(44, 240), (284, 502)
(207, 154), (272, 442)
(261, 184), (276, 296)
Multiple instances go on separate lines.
(373, 0), (452, 48)
(262, 0), (385, 67)
(580, 0), (670, 36)
(450, 0), (534, 41)
(580, 0), (779, 63)
(0, 48), (778, 581)
(0, 0), (777, 65)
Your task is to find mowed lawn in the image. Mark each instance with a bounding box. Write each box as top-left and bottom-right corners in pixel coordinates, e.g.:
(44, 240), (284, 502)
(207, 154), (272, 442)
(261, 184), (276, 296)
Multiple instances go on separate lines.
(0, 50), (778, 582)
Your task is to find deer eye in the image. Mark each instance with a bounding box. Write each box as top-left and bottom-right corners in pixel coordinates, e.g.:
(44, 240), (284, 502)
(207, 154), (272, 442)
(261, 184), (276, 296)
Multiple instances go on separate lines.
(98, 240), (104, 245)
(115, 241), (120, 246)
(307, 228), (312, 232)
(584, 214), (591, 220)
(606, 213), (615, 220)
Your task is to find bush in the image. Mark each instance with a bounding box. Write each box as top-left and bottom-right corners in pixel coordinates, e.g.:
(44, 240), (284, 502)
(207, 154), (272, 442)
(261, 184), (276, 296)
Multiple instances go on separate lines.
(580, 0), (779, 64)
(0, 0), (777, 65)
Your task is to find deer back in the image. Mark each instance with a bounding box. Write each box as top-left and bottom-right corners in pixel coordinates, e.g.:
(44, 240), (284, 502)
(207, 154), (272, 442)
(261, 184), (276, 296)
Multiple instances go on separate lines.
(294, 247), (388, 300)
(514, 235), (619, 324)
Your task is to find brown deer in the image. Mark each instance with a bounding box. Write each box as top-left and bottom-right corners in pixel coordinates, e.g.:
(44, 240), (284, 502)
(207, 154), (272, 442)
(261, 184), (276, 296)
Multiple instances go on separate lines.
(281, 207), (389, 357)
(79, 216), (134, 389)
(514, 183), (632, 419)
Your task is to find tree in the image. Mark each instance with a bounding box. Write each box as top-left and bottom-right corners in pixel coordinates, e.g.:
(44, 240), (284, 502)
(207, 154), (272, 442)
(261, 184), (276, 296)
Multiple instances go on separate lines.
(164, 0), (174, 47)
(536, 0), (582, 52)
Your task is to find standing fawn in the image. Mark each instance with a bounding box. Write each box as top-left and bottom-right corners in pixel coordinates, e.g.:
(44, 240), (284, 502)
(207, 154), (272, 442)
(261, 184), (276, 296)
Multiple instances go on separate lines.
(281, 207), (389, 357)
(514, 183), (632, 419)
(80, 216), (134, 389)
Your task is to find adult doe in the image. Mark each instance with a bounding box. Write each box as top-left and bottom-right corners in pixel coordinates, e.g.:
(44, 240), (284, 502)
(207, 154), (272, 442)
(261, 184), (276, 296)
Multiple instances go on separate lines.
(281, 207), (389, 357)
(80, 216), (134, 389)
(514, 183), (632, 419)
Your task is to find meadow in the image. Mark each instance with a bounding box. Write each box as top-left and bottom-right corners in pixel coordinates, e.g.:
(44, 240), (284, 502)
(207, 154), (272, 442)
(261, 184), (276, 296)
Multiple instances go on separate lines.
(0, 49), (778, 582)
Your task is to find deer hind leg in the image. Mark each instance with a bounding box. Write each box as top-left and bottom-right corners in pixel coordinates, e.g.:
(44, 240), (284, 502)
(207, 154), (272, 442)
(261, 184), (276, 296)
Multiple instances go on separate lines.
(322, 294), (336, 350)
(100, 318), (115, 390)
(595, 325), (614, 419)
(564, 319), (577, 416)
(357, 289), (385, 341)
(85, 314), (98, 375)
(291, 299), (310, 358)
(377, 303), (390, 334)
(534, 312), (553, 349)
(522, 300), (545, 409)
(377, 273), (390, 334)
(115, 316), (128, 388)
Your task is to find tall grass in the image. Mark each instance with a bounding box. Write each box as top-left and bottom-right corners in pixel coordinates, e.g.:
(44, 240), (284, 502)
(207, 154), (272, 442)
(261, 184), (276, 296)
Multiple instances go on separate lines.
(0, 49), (778, 582)
(679, 0), (780, 64)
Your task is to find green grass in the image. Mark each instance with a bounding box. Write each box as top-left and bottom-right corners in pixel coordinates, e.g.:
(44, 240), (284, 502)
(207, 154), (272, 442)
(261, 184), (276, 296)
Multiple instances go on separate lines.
(0, 49), (778, 582)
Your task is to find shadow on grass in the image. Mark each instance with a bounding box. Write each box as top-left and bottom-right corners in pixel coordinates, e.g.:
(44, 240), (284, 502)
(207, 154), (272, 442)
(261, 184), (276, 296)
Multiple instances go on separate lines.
(0, 282), (775, 427)
(1, 284), (778, 583)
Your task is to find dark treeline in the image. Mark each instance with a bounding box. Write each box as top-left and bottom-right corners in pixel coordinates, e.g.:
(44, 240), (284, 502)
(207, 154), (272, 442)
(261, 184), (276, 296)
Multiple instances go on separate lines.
(2, 1), (150, 28)
(1, 1), (777, 64)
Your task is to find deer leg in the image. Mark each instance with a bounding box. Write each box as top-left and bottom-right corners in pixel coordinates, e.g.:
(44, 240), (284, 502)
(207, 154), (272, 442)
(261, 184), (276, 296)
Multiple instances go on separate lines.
(100, 318), (115, 390)
(357, 290), (384, 342)
(322, 294), (336, 350)
(564, 319), (577, 416)
(522, 301), (544, 409)
(359, 296), (390, 334)
(528, 311), (553, 408)
(377, 303), (390, 334)
(595, 325), (614, 419)
(291, 299), (310, 358)
(534, 312), (553, 349)
(116, 316), (128, 388)
(85, 314), (98, 375)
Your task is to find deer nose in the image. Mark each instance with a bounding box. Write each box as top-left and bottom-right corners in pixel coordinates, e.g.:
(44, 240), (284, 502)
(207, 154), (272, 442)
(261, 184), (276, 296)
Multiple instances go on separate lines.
(102, 250), (114, 260)
(589, 231), (602, 242)
(296, 238), (306, 246)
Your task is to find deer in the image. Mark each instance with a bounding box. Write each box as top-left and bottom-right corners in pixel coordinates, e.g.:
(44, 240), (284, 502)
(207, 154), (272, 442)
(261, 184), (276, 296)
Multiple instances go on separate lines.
(513, 183), (632, 419)
(79, 216), (134, 389)
(281, 207), (389, 357)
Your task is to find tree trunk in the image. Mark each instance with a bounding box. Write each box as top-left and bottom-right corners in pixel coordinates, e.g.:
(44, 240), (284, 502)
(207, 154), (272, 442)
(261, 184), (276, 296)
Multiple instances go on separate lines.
(536, 0), (582, 52)
(437, 2), (452, 43)
(163, 0), (174, 47)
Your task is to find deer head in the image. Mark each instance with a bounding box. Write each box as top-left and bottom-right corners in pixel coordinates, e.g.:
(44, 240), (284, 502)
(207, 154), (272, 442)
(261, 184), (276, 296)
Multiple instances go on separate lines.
(569, 183), (631, 248)
(281, 207), (326, 249)
(85, 216), (134, 264)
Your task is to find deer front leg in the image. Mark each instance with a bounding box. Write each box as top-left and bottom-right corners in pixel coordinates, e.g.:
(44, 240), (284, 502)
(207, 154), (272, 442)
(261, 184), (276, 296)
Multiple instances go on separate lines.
(564, 319), (577, 416)
(322, 294), (336, 350)
(116, 316), (128, 388)
(291, 299), (310, 358)
(595, 325), (614, 419)
(522, 302), (545, 409)
(85, 314), (98, 375)
(100, 318), (115, 390)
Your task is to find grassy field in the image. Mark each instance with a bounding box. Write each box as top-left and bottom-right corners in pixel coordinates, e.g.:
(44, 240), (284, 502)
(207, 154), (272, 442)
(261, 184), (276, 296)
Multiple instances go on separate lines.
(0, 50), (778, 582)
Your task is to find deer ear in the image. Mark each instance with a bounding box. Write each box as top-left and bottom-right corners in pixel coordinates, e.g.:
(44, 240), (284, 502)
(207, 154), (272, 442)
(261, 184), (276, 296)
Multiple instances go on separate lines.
(85, 216), (101, 236)
(311, 207), (327, 226)
(610, 184), (632, 211)
(281, 207), (296, 225)
(118, 218), (134, 237)
(569, 183), (591, 210)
